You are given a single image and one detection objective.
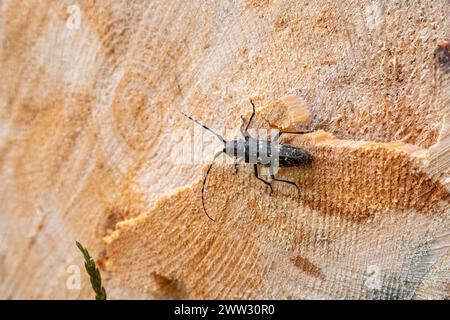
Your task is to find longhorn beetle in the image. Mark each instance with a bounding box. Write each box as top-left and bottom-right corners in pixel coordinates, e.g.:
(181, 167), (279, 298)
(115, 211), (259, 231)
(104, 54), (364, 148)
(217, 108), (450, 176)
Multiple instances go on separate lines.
(182, 99), (313, 221)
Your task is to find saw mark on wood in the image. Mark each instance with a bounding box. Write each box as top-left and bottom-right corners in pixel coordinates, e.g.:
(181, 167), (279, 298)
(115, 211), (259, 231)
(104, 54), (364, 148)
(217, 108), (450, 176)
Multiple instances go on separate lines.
(101, 207), (131, 237)
(149, 271), (187, 299)
(290, 255), (325, 280)
(282, 135), (450, 222)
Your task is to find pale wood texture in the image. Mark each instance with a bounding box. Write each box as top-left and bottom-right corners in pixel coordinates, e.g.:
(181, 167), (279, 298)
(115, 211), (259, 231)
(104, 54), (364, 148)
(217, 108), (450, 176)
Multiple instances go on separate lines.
(0, 1), (449, 299)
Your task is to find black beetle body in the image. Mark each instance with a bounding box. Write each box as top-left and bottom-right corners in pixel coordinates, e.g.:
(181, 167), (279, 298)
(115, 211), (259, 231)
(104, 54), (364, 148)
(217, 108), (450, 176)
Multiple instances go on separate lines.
(182, 99), (313, 220)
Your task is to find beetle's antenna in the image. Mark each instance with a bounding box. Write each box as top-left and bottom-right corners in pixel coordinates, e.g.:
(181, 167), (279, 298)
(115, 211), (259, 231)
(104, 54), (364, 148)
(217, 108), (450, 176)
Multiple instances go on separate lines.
(202, 150), (223, 221)
(181, 112), (226, 143)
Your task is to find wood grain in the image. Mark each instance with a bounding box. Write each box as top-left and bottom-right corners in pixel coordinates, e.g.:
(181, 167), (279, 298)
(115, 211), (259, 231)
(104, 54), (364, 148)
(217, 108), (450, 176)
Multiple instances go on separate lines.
(0, 0), (448, 299)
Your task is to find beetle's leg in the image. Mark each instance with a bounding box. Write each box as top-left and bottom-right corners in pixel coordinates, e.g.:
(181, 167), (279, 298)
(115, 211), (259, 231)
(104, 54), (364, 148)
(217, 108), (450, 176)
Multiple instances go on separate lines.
(269, 165), (300, 197)
(254, 164), (273, 195)
(272, 131), (283, 142)
(245, 99), (256, 133)
(273, 130), (312, 143)
(233, 159), (240, 174)
(240, 99), (257, 139)
(240, 115), (249, 139)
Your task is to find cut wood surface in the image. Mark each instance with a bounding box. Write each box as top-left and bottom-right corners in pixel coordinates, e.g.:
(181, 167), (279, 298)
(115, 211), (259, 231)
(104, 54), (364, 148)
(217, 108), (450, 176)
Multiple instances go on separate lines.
(0, 1), (449, 299)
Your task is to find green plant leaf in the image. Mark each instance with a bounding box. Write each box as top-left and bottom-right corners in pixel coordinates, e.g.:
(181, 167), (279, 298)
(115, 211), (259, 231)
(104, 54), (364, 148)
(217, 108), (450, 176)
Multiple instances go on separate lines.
(76, 241), (107, 300)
